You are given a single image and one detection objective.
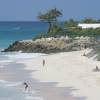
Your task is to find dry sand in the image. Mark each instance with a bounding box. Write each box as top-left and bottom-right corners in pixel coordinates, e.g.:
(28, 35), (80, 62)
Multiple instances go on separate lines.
(18, 49), (100, 100)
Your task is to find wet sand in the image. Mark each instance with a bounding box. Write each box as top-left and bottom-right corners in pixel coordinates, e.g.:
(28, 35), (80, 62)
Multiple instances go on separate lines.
(0, 60), (86, 100)
(17, 49), (100, 100)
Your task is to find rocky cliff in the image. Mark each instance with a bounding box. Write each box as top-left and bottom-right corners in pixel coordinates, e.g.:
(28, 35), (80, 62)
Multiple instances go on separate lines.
(3, 37), (99, 54)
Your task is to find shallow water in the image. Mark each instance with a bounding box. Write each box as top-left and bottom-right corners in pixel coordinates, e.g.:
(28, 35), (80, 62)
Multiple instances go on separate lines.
(0, 21), (47, 99)
(0, 80), (44, 100)
(0, 51), (45, 100)
(0, 51), (46, 61)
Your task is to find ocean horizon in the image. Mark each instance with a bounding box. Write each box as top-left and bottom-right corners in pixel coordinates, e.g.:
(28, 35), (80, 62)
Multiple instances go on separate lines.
(0, 21), (48, 49)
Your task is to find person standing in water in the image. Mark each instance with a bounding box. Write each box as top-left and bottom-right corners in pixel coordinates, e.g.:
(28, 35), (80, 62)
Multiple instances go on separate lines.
(23, 82), (28, 90)
(43, 59), (45, 67)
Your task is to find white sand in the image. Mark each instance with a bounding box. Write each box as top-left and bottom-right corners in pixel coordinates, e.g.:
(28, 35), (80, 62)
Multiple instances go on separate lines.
(18, 49), (100, 100)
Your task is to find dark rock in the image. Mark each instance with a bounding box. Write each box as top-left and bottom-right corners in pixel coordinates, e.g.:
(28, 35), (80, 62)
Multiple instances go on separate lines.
(3, 37), (99, 54)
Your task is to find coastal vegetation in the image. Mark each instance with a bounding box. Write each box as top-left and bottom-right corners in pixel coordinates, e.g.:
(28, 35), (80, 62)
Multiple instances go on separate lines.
(35, 9), (100, 39)
(3, 8), (100, 56)
(80, 18), (100, 23)
(64, 18), (100, 37)
(37, 8), (62, 35)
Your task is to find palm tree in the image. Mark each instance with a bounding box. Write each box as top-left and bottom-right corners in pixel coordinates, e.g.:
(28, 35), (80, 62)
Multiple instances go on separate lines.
(50, 8), (62, 22)
(81, 18), (95, 23)
(38, 12), (53, 33)
(64, 19), (77, 28)
(37, 8), (62, 34)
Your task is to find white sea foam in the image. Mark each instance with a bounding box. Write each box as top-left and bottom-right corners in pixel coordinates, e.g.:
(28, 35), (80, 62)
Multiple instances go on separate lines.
(0, 60), (11, 62)
(26, 96), (44, 100)
(0, 80), (42, 100)
(0, 60), (12, 68)
(13, 27), (21, 30)
(0, 65), (4, 68)
(25, 96), (35, 99)
(0, 80), (21, 87)
(0, 48), (4, 51)
(4, 52), (47, 61)
(0, 80), (7, 83)
(5, 82), (22, 87)
(0, 51), (45, 100)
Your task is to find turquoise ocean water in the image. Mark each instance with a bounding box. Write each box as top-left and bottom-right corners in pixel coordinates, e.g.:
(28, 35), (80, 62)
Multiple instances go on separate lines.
(0, 21), (48, 100)
(0, 21), (48, 49)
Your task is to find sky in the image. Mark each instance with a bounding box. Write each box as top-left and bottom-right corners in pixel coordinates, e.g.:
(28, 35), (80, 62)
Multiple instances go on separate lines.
(0, 0), (100, 21)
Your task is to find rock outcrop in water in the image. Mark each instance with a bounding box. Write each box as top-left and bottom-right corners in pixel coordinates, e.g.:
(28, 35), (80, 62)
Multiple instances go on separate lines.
(3, 37), (99, 54)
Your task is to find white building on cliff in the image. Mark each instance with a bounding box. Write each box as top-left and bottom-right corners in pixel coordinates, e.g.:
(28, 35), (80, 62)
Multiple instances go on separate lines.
(78, 23), (100, 29)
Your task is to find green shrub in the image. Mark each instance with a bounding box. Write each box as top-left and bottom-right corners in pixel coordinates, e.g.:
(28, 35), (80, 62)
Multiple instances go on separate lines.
(32, 33), (48, 41)
(48, 25), (65, 37)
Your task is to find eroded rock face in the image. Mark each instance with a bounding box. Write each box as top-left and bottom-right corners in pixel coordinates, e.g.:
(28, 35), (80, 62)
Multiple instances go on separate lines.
(3, 37), (99, 54)
(4, 41), (67, 53)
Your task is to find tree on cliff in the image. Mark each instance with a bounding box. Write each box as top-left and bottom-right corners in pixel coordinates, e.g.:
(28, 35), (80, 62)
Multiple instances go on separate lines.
(49, 8), (62, 24)
(64, 19), (77, 28)
(37, 8), (62, 34)
(81, 18), (95, 23)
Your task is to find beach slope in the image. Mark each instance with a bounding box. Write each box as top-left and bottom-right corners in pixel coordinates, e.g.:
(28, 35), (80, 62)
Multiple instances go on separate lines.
(18, 49), (100, 100)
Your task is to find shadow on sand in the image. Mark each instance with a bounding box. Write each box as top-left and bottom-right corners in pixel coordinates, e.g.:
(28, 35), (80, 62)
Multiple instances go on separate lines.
(0, 61), (87, 100)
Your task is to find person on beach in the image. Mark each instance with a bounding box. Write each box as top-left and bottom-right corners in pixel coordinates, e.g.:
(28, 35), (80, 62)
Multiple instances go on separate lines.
(95, 66), (99, 71)
(83, 52), (86, 56)
(43, 59), (45, 67)
(93, 66), (100, 72)
(84, 45), (87, 49)
(23, 82), (28, 90)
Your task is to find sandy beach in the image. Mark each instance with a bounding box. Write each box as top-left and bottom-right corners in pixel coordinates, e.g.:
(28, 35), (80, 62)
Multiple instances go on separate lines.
(14, 49), (100, 100)
(1, 49), (100, 100)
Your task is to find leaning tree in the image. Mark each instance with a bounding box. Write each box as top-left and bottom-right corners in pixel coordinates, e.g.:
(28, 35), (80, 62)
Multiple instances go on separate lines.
(37, 8), (62, 34)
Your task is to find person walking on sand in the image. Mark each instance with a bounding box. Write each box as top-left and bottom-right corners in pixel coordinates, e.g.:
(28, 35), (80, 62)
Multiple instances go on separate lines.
(84, 45), (87, 49)
(96, 66), (99, 71)
(93, 66), (100, 72)
(43, 59), (45, 67)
